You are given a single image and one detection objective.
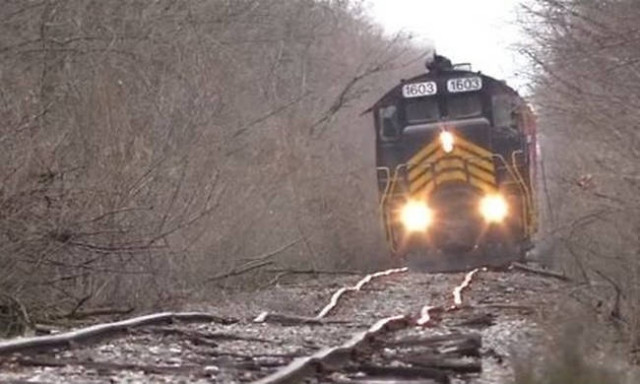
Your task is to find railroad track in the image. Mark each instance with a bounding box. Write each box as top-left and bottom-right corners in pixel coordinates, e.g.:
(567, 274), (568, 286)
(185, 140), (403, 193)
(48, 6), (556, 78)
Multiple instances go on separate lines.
(0, 266), (566, 383)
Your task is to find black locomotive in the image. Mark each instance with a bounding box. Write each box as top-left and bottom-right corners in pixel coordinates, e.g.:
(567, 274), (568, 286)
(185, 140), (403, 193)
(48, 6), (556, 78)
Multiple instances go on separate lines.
(370, 55), (538, 269)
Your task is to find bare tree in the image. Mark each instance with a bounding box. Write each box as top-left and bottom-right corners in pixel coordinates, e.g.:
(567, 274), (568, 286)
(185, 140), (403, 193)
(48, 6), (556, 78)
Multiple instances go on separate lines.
(0, 0), (420, 332)
(520, 0), (640, 355)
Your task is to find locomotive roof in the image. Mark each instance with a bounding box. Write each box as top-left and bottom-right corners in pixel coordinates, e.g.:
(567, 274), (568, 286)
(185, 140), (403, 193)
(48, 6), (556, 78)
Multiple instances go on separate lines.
(367, 68), (520, 113)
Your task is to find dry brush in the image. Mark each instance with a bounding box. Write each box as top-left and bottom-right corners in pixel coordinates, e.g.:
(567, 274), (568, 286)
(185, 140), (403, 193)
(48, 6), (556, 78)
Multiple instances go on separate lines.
(0, 0), (422, 333)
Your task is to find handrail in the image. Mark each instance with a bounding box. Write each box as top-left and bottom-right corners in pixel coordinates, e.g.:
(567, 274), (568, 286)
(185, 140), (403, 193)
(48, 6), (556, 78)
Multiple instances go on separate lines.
(376, 164), (407, 253)
(492, 153), (531, 237)
(377, 167), (391, 206)
(511, 150), (537, 234)
(376, 167), (394, 251)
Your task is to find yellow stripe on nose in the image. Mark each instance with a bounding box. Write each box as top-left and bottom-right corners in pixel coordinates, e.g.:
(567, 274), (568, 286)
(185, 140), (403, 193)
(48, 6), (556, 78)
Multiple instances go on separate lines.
(407, 140), (440, 172)
(455, 135), (493, 158)
(406, 133), (498, 196)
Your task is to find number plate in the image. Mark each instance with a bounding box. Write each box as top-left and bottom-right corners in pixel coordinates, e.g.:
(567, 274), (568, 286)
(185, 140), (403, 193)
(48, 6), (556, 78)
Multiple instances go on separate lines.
(402, 81), (437, 98)
(446, 76), (482, 93)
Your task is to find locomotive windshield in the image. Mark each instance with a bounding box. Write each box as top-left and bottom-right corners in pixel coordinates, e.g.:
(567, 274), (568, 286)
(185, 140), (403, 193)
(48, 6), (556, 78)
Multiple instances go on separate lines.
(405, 98), (439, 124)
(403, 92), (482, 125)
(446, 93), (482, 119)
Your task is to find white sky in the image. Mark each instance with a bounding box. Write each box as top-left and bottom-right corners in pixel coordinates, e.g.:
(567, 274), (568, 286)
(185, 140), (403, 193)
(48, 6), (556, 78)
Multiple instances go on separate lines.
(366, 0), (527, 91)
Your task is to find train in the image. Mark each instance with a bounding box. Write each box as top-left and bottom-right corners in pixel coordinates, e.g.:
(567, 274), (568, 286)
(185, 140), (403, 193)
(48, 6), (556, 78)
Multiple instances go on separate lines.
(370, 55), (538, 270)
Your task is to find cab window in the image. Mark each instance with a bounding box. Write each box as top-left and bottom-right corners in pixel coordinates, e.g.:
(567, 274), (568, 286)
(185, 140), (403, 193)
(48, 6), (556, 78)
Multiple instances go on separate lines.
(405, 98), (440, 124)
(446, 93), (482, 119)
(379, 105), (400, 140)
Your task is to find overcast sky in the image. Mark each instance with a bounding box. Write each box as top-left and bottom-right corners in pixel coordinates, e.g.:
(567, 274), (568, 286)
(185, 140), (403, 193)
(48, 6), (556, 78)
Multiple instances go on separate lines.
(366, 0), (527, 91)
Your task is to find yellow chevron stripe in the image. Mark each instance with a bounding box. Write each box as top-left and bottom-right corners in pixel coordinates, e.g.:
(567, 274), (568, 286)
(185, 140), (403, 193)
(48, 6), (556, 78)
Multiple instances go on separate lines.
(409, 169), (433, 193)
(408, 152), (495, 186)
(408, 162), (435, 183)
(410, 167), (434, 193)
(467, 164), (497, 185)
(408, 151), (441, 181)
(407, 140), (440, 170)
(412, 164), (495, 188)
(411, 165), (493, 190)
(436, 165), (495, 185)
(449, 148), (494, 171)
(408, 133), (493, 171)
(410, 171), (497, 197)
(455, 136), (492, 158)
(419, 147), (494, 174)
(434, 170), (468, 184)
(433, 158), (465, 172)
(463, 155), (495, 174)
(408, 132), (492, 160)
(410, 148), (446, 180)
(406, 132), (498, 197)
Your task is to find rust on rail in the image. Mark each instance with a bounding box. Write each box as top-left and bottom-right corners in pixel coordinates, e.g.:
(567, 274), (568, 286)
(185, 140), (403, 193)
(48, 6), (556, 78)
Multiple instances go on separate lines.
(315, 267), (408, 319)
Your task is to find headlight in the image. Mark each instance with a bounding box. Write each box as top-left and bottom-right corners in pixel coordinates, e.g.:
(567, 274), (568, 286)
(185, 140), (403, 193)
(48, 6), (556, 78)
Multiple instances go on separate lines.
(440, 131), (454, 153)
(479, 194), (508, 223)
(400, 200), (433, 232)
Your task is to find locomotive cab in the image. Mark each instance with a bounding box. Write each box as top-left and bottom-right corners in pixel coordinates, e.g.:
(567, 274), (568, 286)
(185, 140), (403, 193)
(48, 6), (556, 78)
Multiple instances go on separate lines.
(371, 56), (537, 269)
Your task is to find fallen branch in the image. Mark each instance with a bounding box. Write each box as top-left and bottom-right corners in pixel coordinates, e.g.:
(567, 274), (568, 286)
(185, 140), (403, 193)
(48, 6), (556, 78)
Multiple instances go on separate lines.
(204, 240), (301, 284)
(64, 294), (92, 320)
(0, 312), (237, 356)
(511, 262), (570, 282)
(387, 333), (482, 361)
(387, 333), (481, 350)
(243, 239), (301, 263)
(406, 355), (481, 374)
(253, 312), (349, 326)
(140, 326), (276, 344)
(347, 364), (449, 383)
(55, 307), (135, 320)
(204, 260), (274, 283)
(252, 315), (410, 384)
(264, 268), (361, 276)
(14, 356), (208, 377)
